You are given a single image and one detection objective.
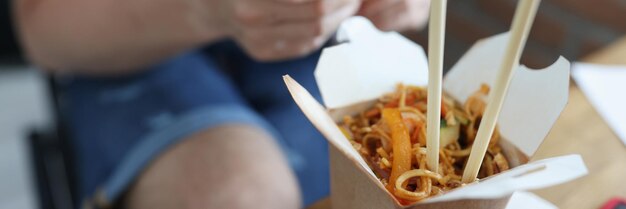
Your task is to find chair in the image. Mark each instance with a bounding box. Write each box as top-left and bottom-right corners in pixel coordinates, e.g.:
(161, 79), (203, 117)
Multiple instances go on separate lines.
(28, 75), (78, 209)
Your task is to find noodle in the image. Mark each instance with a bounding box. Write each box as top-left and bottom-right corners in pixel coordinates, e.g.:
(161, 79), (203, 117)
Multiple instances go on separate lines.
(338, 83), (510, 204)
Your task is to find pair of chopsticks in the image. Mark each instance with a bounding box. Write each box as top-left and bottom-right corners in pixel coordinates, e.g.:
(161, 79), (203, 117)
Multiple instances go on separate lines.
(424, 0), (541, 183)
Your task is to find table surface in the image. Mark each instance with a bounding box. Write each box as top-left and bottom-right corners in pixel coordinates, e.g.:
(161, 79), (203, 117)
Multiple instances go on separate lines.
(307, 36), (626, 209)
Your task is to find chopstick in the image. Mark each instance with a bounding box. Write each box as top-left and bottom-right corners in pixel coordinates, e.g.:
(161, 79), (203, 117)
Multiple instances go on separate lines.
(426, 0), (448, 173)
(461, 0), (541, 183)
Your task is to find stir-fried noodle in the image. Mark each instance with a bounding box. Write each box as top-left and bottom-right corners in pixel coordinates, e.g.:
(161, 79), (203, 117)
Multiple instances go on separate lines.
(338, 84), (510, 204)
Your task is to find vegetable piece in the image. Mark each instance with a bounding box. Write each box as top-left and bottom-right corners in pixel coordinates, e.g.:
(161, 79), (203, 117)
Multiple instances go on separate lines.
(454, 110), (470, 125)
(382, 108), (413, 193)
(440, 123), (460, 147)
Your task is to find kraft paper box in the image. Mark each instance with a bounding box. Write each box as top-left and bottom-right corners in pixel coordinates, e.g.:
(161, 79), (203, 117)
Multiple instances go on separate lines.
(284, 17), (588, 209)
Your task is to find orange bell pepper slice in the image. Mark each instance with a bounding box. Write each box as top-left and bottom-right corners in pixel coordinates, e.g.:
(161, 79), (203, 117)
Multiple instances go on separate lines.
(382, 108), (412, 193)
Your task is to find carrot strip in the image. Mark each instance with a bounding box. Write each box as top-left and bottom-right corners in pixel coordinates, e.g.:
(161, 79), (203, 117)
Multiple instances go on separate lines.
(365, 108), (381, 118)
(384, 99), (399, 108)
(405, 94), (416, 106)
(410, 120), (423, 144)
(382, 108), (412, 193)
(440, 99), (447, 118)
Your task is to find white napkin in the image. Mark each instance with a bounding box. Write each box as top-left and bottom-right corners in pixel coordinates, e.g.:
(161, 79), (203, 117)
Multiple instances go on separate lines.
(505, 192), (557, 209)
(572, 62), (626, 147)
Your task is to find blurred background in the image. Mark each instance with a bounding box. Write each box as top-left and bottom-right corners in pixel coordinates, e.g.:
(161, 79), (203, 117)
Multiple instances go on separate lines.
(0, 67), (50, 209)
(1, 0), (625, 208)
(405, 0), (626, 69)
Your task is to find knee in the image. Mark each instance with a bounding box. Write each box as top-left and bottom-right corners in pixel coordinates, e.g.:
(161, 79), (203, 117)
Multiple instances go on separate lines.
(124, 125), (301, 209)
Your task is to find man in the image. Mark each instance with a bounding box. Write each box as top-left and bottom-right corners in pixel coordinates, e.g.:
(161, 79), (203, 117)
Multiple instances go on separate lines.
(9, 0), (429, 208)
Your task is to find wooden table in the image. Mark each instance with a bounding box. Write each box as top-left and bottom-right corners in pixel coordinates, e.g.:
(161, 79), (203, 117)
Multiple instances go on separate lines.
(308, 37), (626, 209)
(531, 36), (626, 208)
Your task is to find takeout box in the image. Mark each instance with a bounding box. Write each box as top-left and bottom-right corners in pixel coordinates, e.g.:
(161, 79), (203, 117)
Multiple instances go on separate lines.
(284, 17), (588, 209)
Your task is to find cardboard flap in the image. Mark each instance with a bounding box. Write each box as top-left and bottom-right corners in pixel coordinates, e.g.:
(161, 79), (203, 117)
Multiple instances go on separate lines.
(287, 17), (581, 207)
(283, 75), (377, 179)
(315, 16), (429, 109)
(443, 33), (570, 157)
(424, 154), (588, 203)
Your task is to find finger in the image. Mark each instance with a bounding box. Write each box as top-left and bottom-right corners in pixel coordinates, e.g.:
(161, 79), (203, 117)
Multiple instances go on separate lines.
(367, 0), (411, 31)
(268, 38), (324, 61)
(236, 0), (359, 61)
(408, 0), (431, 30)
(271, 0), (316, 3)
(266, 1), (324, 22)
(358, 0), (401, 17)
(234, 31), (318, 61)
(265, 0), (357, 23)
(241, 37), (324, 61)
(241, 21), (325, 42)
(231, 1), (322, 27)
(318, 0), (360, 34)
(369, 0), (430, 31)
(319, 0), (361, 18)
(237, 0), (358, 42)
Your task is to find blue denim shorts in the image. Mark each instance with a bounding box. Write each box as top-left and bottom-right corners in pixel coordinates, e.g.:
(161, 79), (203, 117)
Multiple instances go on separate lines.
(59, 41), (329, 208)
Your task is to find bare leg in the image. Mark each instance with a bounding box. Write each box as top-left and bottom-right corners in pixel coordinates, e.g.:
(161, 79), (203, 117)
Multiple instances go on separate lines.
(123, 124), (301, 209)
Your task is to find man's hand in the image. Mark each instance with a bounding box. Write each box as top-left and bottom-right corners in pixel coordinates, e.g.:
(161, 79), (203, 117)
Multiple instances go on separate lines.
(206, 0), (361, 61)
(16, 0), (361, 72)
(358, 0), (430, 32)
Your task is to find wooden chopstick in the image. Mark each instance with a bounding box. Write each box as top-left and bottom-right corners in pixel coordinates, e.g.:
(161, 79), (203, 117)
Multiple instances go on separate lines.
(426, 0), (448, 173)
(462, 0), (542, 183)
